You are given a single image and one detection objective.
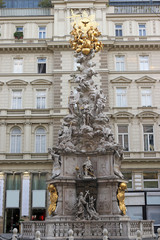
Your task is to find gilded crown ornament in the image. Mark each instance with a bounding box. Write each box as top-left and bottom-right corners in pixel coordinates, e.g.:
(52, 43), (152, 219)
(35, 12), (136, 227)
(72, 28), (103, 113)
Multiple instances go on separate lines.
(68, 10), (103, 55)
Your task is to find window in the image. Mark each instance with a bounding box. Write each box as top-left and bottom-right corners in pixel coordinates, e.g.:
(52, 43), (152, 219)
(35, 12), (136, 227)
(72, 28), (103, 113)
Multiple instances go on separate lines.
(141, 88), (152, 107)
(32, 173), (46, 220)
(118, 125), (129, 151)
(143, 172), (158, 188)
(12, 90), (22, 109)
(115, 24), (122, 37)
(13, 58), (23, 73)
(35, 128), (46, 153)
(39, 27), (46, 39)
(139, 24), (146, 36)
(116, 88), (127, 107)
(126, 206), (143, 220)
(10, 128), (21, 153)
(143, 125), (154, 151)
(6, 174), (21, 190)
(139, 56), (149, 70)
(16, 26), (23, 33)
(36, 90), (46, 109)
(37, 58), (46, 73)
(123, 172), (132, 188)
(115, 56), (125, 71)
(32, 173), (46, 190)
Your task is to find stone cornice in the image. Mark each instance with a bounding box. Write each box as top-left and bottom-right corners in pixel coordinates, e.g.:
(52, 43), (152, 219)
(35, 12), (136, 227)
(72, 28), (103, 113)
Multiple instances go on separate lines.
(111, 76), (132, 84)
(122, 157), (160, 163)
(30, 79), (52, 85)
(0, 16), (53, 21)
(6, 79), (28, 86)
(136, 111), (159, 119)
(135, 76), (157, 83)
(0, 39), (159, 51)
(112, 111), (134, 119)
(0, 73), (53, 77)
(109, 70), (160, 74)
(106, 13), (160, 19)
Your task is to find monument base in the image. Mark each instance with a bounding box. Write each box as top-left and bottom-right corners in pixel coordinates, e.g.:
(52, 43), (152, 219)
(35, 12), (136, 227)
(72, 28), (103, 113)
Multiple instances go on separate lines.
(21, 216), (155, 240)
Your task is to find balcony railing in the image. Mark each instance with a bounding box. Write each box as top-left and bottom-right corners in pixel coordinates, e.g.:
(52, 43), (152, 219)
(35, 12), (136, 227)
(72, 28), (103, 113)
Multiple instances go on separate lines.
(114, 5), (160, 14)
(0, 8), (51, 16)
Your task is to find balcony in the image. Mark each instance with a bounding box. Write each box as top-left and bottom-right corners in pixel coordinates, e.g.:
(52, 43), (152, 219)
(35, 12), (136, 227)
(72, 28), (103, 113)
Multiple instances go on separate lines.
(0, 8), (51, 16)
(114, 5), (160, 14)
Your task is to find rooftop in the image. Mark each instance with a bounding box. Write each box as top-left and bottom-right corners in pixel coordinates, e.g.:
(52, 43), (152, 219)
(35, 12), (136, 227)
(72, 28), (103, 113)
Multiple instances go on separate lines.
(3, 0), (40, 8)
(109, 0), (160, 5)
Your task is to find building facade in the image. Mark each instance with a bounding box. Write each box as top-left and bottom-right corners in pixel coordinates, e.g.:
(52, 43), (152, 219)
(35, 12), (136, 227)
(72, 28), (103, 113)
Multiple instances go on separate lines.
(0, 0), (159, 233)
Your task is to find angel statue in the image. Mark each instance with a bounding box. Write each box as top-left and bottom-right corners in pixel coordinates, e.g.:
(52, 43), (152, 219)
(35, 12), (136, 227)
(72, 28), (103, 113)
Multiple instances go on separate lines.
(48, 184), (58, 216)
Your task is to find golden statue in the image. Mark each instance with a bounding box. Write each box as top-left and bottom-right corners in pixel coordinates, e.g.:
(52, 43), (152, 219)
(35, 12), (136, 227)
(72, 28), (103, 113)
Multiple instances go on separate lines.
(48, 184), (58, 216)
(69, 10), (103, 55)
(117, 182), (127, 215)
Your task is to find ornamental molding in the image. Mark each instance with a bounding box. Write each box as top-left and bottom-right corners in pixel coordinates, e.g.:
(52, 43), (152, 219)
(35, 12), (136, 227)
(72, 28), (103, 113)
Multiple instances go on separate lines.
(6, 79), (28, 86)
(0, 81), (4, 86)
(110, 76), (132, 84)
(136, 111), (159, 119)
(135, 76), (157, 84)
(112, 111), (134, 119)
(30, 79), (52, 85)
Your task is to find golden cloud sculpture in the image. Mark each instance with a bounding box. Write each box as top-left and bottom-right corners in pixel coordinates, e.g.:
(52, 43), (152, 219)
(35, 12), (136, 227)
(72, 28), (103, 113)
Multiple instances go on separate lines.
(68, 10), (103, 55)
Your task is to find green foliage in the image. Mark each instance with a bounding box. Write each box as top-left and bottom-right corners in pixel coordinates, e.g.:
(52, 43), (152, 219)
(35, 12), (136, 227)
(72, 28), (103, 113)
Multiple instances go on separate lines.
(0, 0), (6, 8)
(38, 0), (52, 8)
(14, 31), (23, 40)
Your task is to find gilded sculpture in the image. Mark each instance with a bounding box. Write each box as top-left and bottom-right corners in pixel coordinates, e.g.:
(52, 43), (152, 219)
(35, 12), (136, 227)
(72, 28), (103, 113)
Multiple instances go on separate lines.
(117, 182), (127, 215)
(69, 10), (103, 55)
(48, 184), (58, 216)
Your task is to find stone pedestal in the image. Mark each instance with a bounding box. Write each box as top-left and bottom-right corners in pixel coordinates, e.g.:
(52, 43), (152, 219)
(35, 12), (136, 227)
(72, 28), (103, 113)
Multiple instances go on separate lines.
(48, 153), (122, 219)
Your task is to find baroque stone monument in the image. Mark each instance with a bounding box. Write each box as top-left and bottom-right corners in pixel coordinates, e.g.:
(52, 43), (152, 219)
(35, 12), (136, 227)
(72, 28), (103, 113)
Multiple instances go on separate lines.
(21, 11), (155, 240)
(48, 10), (125, 220)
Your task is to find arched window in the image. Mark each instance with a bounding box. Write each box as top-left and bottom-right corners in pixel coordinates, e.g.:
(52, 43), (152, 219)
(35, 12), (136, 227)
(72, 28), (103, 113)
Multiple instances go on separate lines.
(35, 128), (46, 153)
(10, 128), (21, 153)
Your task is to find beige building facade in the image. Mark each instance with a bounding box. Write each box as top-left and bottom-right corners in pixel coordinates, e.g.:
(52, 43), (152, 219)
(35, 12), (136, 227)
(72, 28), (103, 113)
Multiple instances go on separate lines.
(0, 0), (159, 233)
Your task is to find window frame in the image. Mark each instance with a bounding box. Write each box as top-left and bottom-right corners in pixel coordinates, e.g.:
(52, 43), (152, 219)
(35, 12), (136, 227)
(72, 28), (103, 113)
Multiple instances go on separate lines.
(143, 125), (154, 152)
(115, 24), (123, 37)
(139, 24), (146, 37)
(116, 87), (127, 107)
(32, 173), (47, 190)
(13, 58), (23, 73)
(6, 173), (21, 190)
(143, 172), (159, 189)
(38, 26), (46, 39)
(11, 89), (22, 109)
(141, 88), (152, 107)
(16, 26), (23, 33)
(115, 55), (125, 71)
(37, 58), (46, 74)
(139, 55), (149, 71)
(36, 90), (46, 109)
(35, 127), (46, 153)
(10, 127), (22, 153)
(118, 125), (129, 151)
